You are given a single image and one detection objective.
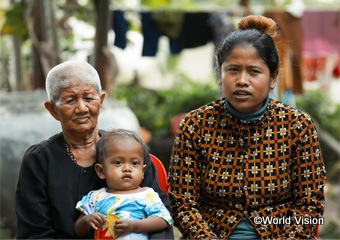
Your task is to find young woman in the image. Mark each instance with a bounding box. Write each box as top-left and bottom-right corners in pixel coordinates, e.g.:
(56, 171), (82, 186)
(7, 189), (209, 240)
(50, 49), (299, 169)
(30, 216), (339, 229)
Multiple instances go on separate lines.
(168, 15), (326, 239)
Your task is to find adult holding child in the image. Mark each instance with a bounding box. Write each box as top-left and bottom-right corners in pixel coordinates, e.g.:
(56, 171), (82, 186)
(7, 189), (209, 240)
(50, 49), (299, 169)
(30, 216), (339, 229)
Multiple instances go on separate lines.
(168, 15), (326, 239)
(15, 61), (173, 239)
(75, 129), (173, 239)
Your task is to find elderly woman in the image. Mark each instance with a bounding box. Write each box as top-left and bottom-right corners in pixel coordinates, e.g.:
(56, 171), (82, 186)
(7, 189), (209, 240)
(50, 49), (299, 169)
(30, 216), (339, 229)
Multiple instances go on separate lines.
(15, 61), (173, 239)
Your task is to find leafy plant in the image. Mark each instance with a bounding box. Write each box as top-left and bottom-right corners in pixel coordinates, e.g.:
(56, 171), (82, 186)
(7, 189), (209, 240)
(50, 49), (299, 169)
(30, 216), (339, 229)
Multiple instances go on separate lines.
(0, 3), (28, 38)
(319, 220), (340, 239)
(295, 89), (340, 183)
(116, 75), (220, 139)
(295, 90), (340, 141)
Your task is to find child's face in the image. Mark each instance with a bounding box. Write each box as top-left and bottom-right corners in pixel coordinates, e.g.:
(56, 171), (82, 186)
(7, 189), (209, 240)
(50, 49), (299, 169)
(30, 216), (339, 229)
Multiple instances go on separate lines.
(95, 138), (147, 192)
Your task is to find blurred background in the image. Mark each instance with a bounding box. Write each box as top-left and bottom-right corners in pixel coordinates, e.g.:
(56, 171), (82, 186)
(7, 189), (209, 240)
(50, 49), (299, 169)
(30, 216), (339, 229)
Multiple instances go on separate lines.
(0, 0), (339, 239)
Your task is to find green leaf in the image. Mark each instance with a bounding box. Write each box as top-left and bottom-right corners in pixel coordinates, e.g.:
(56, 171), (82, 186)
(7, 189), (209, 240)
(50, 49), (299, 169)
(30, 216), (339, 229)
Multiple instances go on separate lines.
(0, 4), (28, 38)
(142, 0), (170, 9)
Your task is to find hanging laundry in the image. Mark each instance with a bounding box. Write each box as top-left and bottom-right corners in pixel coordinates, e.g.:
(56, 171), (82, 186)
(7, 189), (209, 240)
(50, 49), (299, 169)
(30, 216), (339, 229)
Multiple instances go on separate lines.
(302, 10), (339, 81)
(151, 11), (185, 55)
(151, 11), (184, 39)
(141, 11), (182, 56)
(177, 12), (213, 49)
(302, 10), (339, 58)
(112, 10), (129, 49)
(141, 11), (161, 56)
(275, 34), (294, 93)
(265, 11), (304, 94)
(112, 10), (223, 57)
(141, 11), (214, 56)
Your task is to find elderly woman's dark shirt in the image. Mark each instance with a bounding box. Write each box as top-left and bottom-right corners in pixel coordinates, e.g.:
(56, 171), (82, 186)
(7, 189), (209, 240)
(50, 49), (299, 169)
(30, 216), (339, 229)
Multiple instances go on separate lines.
(16, 130), (173, 239)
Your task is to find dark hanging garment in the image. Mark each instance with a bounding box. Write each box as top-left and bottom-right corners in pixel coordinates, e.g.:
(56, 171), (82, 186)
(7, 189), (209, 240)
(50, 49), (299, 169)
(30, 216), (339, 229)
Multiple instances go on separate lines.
(141, 11), (162, 56)
(141, 11), (183, 56)
(141, 11), (214, 56)
(151, 11), (185, 55)
(178, 12), (214, 49)
(112, 10), (129, 49)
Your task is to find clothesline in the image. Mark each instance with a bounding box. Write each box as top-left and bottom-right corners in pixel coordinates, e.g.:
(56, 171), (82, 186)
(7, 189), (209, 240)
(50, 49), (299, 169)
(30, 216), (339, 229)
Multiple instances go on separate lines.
(111, 9), (339, 85)
(111, 8), (241, 13)
(112, 9), (234, 56)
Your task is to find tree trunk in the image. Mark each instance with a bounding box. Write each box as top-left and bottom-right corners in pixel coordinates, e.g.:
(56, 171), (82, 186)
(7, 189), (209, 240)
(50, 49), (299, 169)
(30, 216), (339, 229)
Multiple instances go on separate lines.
(93, 0), (118, 97)
(30, 0), (45, 89)
(26, 0), (58, 90)
(13, 36), (24, 90)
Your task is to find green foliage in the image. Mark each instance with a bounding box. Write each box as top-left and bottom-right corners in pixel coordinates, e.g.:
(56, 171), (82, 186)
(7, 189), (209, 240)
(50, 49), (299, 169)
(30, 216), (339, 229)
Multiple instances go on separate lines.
(142, 0), (170, 9)
(116, 76), (220, 139)
(0, 4), (28, 38)
(295, 90), (340, 141)
(140, 0), (239, 11)
(319, 220), (340, 239)
(295, 89), (340, 184)
(73, 3), (94, 25)
(0, 218), (13, 239)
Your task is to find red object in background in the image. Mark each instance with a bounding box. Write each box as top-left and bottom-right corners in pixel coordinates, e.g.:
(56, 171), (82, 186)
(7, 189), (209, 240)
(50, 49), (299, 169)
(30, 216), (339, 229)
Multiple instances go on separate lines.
(171, 113), (186, 138)
(150, 154), (168, 194)
(333, 60), (340, 78)
(303, 57), (326, 82)
(315, 224), (319, 238)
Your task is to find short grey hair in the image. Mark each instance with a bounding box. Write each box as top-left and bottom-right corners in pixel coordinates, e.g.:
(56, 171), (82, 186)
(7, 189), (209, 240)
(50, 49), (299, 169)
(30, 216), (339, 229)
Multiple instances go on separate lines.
(45, 60), (102, 105)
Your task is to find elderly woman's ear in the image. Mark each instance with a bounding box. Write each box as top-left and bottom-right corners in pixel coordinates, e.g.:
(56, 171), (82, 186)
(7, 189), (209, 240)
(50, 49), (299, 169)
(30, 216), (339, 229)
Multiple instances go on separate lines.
(99, 92), (106, 109)
(45, 101), (60, 121)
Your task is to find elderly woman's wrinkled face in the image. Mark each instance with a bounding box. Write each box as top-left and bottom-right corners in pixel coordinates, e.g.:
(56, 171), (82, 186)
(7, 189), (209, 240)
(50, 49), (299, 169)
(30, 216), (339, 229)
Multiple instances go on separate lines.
(51, 79), (105, 135)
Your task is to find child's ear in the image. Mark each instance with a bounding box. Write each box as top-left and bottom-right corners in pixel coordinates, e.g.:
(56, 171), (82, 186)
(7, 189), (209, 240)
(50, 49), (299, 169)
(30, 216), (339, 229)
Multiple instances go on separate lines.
(142, 164), (147, 179)
(95, 163), (106, 179)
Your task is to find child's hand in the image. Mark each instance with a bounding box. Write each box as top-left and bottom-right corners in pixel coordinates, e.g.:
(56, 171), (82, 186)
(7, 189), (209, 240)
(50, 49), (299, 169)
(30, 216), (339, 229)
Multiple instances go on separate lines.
(113, 216), (168, 237)
(114, 219), (135, 236)
(84, 212), (106, 230)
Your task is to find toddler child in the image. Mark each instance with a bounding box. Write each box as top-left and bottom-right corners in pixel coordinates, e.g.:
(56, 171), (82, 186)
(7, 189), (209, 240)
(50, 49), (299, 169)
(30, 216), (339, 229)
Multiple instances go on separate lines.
(75, 129), (172, 239)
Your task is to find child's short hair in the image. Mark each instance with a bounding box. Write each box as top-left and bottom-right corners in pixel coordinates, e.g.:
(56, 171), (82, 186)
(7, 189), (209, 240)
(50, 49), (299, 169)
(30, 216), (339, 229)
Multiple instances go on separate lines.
(96, 129), (150, 164)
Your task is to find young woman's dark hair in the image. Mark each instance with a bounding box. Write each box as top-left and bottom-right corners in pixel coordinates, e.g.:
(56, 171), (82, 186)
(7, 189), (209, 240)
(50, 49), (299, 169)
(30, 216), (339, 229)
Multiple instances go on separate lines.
(96, 129), (150, 164)
(214, 15), (280, 80)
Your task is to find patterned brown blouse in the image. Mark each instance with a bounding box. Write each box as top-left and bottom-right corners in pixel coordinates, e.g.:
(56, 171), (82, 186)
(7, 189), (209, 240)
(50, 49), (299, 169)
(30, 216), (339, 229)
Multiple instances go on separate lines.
(168, 98), (326, 239)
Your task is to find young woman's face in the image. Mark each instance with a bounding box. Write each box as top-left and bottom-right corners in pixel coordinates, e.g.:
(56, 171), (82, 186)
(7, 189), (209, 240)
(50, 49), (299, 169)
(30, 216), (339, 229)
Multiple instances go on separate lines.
(220, 44), (277, 113)
(97, 138), (146, 192)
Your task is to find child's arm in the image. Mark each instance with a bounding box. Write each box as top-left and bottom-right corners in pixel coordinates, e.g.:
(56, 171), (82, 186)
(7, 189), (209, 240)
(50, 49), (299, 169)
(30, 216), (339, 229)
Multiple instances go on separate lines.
(114, 216), (169, 236)
(74, 212), (106, 237)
